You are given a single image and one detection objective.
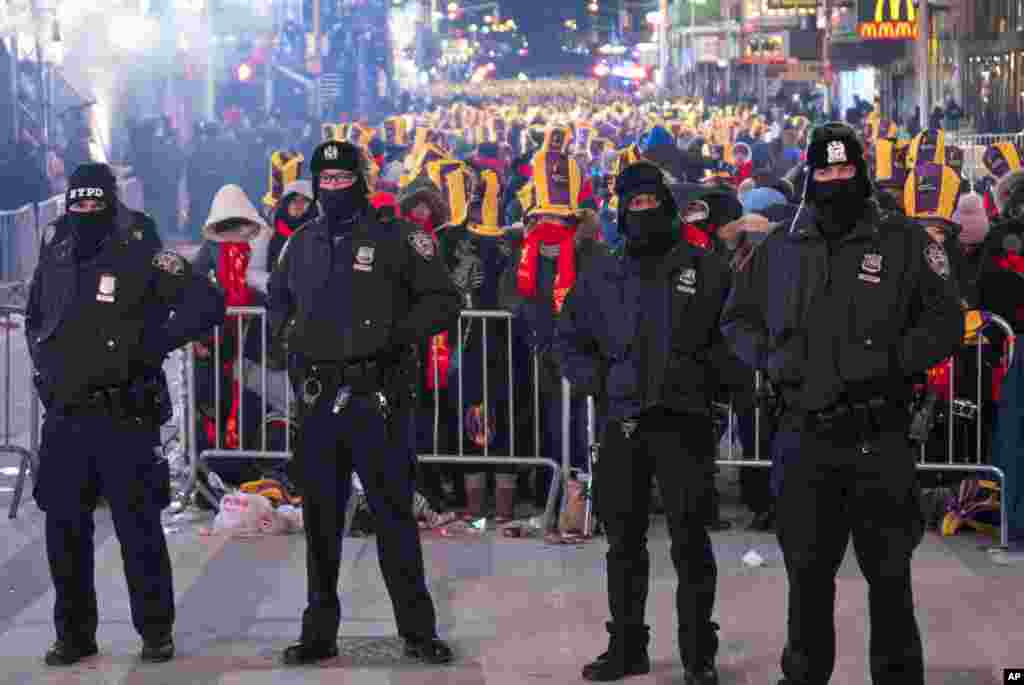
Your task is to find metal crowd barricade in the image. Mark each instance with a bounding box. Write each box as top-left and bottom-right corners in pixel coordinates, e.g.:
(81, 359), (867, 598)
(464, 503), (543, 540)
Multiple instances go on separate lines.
(0, 204), (37, 285)
(182, 306), (295, 509)
(179, 307), (565, 530)
(915, 314), (1017, 550)
(948, 132), (1024, 183)
(4, 305), (41, 519)
(418, 310), (563, 529)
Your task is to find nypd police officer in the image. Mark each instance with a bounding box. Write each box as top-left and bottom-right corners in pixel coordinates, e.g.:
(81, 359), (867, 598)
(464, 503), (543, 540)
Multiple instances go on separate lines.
(556, 161), (732, 684)
(267, 141), (459, 665)
(721, 123), (962, 685)
(26, 163), (226, 665)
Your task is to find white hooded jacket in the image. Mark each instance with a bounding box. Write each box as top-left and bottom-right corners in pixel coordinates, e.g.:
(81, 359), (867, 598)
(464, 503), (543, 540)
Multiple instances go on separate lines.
(192, 184), (268, 282)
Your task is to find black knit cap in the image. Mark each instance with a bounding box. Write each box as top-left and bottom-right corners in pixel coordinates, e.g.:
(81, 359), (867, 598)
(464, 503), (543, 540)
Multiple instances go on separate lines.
(802, 122), (871, 203)
(66, 163), (117, 211)
(614, 160), (678, 234)
(310, 141), (365, 203)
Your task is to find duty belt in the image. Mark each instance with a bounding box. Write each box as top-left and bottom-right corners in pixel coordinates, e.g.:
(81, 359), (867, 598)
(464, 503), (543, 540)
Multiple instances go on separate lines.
(302, 359), (381, 404)
(65, 384), (136, 419)
(807, 397), (889, 426)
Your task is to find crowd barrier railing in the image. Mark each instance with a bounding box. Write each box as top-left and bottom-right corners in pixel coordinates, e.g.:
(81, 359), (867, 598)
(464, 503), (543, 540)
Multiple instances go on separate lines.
(947, 132), (1024, 183)
(4, 305), (40, 519)
(417, 310), (563, 528)
(182, 306), (296, 513)
(180, 307), (566, 530)
(0, 205), (38, 286)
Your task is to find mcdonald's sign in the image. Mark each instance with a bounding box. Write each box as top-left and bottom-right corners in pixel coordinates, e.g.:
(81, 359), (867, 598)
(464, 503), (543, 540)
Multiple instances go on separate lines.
(857, 0), (919, 40)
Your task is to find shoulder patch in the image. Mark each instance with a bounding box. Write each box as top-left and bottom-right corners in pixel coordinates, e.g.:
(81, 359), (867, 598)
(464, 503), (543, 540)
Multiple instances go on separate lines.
(153, 250), (185, 276)
(42, 223), (56, 245)
(924, 241), (950, 279)
(409, 230), (436, 260)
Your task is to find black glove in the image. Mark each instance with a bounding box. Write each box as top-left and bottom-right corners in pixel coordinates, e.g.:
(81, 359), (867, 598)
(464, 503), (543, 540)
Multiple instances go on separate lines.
(763, 333), (806, 386)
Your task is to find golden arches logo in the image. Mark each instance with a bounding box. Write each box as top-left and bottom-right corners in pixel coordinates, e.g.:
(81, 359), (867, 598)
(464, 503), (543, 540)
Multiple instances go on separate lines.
(875, 0), (915, 22)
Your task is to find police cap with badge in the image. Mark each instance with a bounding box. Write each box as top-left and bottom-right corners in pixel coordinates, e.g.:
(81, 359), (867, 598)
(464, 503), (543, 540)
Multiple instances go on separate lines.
(310, 140), (368, 204)
(803, 122), (872, 201)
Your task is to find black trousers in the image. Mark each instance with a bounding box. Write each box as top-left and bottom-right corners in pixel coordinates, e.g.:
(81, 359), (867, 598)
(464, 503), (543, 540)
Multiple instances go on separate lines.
(772, 417), (925, 685)
(737, 406), (775, 515)
(34, 410), (174, 644)
(294, 388), (437, 644)
(594, 408), (718, 667)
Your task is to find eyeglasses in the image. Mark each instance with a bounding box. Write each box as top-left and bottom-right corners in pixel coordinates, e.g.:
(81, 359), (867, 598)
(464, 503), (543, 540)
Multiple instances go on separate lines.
(320, 171), (357, 184)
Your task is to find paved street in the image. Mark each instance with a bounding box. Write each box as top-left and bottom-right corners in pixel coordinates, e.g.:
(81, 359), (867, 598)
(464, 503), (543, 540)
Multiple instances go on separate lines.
(0, 451), (1021, 685)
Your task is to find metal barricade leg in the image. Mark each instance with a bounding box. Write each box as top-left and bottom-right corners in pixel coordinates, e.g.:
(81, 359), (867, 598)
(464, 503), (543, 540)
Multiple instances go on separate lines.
(584, 396), (596, 536)
(8, 448), (32, 519)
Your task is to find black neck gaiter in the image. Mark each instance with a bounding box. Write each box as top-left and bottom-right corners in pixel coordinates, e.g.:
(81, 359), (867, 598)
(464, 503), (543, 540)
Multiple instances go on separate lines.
(71, 211), (116, 262)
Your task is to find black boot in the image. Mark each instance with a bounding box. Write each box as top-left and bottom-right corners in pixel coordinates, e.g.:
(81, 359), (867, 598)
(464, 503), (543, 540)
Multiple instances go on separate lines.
(681, 622), (720, 685)
(683, 663), (719, 684)
(140, 637), (175, 663)
(404, 636), (454, 664)
(44, 639), (99, 666)
(282, 640), (339, 665)
(581, 623), (651, 682)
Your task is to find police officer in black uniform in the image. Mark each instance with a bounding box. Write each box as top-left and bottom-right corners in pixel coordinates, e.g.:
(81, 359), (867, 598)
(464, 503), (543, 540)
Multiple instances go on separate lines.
(25, 163), (226, 666)
(721, 123), (962, 685)
(556, 161), (733, 684)
(267, 141), (459, 666)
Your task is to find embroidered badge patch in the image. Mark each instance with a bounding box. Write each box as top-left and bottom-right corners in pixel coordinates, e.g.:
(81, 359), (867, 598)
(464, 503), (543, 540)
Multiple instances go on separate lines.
(409, 231), (435, 260)
(96, 274), (116, 303)
(924, 242), (950, 278)
(676, 267), (697, 294)
(861, 253), (883, 274)
(323, 144), (339, 161)
(826, 140), (847, 164)
(153, 251), (185, 276)
(354, 245), (375, 272)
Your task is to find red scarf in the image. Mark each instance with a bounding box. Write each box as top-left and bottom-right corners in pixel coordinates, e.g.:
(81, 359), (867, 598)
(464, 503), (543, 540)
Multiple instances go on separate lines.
(684, 224), (712, 249)
(216, 242), (253, 449)
(410, 215), (435, 236)
(423, 228), (448, 389)
(275, 218), (294, 239)
(517, 221), (576, 313)
(994, 250), (1024, 274)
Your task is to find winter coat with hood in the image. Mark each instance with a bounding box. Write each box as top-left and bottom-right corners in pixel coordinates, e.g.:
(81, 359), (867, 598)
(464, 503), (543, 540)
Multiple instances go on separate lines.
(247, 180), (315, 295)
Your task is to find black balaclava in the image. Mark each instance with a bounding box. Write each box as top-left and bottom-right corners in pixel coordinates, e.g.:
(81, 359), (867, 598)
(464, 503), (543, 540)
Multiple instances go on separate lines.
(802, 122), (872, 239)
(310, 141), (369, 229)
(615, 161), (679, 257)
(276, 190), (317, 232)
(66, 163), (118, 261)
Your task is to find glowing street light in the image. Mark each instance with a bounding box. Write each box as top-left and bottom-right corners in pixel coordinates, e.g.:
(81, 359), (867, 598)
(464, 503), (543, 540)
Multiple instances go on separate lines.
(447, 2), (459, 11)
